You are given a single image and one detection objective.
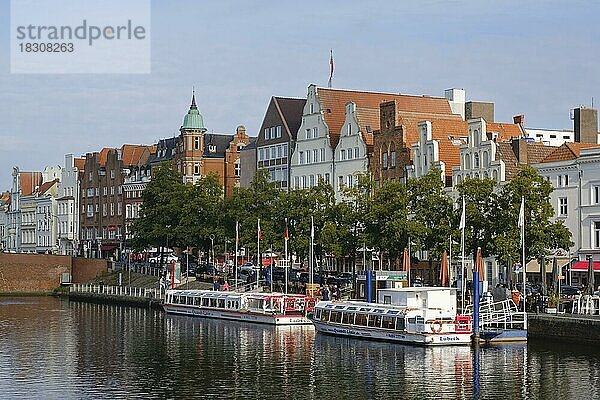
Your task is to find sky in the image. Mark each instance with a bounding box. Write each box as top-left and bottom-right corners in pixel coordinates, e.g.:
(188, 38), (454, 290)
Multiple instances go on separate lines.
(0, 0), (599, 190)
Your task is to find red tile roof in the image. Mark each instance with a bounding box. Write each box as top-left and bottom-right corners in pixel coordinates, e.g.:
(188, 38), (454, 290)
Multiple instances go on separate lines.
(540, 142), (600, 163)
(486, 122), (523, 141)
(38, 179), (59, 195)
(99, 148), (111, 166)
(316, 87), (454, 149)
(0, 192), (10, 205)
(19, 172), (42, 196)
(121, 144), (151, 167)
(74, 157), (85, 171)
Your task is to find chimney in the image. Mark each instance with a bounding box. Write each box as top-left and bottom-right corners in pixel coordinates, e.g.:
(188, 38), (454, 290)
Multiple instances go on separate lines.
(465, 101), (494, 122)
(511, 138), (528, 165)
(513, 114), (524, 125)
(574, 107), (599, 144)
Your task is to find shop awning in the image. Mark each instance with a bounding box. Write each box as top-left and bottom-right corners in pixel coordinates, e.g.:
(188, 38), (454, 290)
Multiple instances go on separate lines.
(526, 257), (569, 273)
(571, 261), (600, 272)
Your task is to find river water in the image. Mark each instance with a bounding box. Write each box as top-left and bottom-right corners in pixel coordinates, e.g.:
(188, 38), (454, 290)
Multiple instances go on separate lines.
(0, 297), (599, 400)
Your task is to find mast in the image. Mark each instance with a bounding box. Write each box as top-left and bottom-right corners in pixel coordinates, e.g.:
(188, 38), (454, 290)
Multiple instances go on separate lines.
(235, 220), (239, 291)
(460, 196), (466, 312)
(310, 216), (314, 296)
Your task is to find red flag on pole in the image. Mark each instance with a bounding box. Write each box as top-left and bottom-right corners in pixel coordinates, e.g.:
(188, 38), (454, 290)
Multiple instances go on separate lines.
(328, 49), (334, 88)
(284, 225), (289, 241)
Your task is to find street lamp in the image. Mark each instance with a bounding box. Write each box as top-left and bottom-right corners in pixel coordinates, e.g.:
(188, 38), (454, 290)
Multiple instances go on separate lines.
(209, 234), (215, 267)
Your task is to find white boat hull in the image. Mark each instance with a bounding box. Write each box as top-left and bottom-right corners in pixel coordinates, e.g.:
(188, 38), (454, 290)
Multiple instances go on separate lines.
(163, 304), (312, 325)
(312, 320), (472, 346)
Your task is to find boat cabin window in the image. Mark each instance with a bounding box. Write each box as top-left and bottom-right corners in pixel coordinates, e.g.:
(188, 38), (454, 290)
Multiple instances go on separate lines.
(210, 299), (217, 308)
(383, 295), (391, 304)
(382, 316), (394, 329)
(330, 311), (342, 323)
(202, 298), (209, 307)
(194, 298), (200, 306)
(334, 305), (345, 310)
(347, 307), (358, 311)
(321, 310), (330, 321)
(408, 317), (416, 324)
(316, 309), (322, 320)
(415, 316), (425, 325)
(395, 317), (406, 331)
(187, 297), (194, 305)
(218, 299), (225, 308)
(355, 313), (368, 326)
(342, 312), (354, 325)
(368, 315), (382, 328)
(387, 310), (399, 315)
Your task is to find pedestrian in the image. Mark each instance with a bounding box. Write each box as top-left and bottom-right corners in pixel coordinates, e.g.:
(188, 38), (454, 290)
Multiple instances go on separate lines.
(332, 285), (340, 301)
(213, 279), (220, 291)
(223, 281), (230, 291)
(322, 286), (330, 301)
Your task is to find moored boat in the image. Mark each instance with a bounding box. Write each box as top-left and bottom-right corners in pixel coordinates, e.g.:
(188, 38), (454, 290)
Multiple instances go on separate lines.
(163, 289), (316, 325)
(309, 287), (472, 346)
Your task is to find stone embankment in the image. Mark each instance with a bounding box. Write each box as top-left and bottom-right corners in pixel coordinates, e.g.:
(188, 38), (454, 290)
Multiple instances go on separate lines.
(528, 313), (600, 344)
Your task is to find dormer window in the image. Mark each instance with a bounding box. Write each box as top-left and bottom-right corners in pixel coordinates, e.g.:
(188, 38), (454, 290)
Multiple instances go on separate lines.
(310, 103), (314, 114)
(347, 124), (352, 136)
(209, 145), (216, 153)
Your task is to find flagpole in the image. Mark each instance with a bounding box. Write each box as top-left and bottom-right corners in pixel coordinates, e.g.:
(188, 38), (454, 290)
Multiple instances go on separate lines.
(520, 196), (526, 314)
(235, 220), (239, 291)
(460, 196), (466, 312)
(310, 216), (314, 296)
(257, 218), (261, 291)
(285, 218), (289, 295)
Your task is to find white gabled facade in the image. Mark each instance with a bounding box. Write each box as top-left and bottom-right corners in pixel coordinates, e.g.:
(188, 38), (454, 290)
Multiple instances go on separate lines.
(290, 85), (333, 190)
(533, 158), (580, 257)
(408, 121), (445, 182)
(333, 102), (370, 200)
(578, 148), (600, 261)
(57, 154), (80, 255)
(452, 118), (503, 187)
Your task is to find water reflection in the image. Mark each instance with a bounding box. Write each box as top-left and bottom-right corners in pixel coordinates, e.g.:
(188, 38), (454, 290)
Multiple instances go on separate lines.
(0, 297), (599, 399)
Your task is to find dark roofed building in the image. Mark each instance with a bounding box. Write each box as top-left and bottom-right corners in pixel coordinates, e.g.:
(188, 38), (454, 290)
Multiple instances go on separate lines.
(256, 96), (306, 190)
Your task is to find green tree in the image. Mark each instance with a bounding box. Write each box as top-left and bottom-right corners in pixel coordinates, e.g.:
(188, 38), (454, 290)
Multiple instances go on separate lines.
(131, 162), (186, 251)
(496, 166), (573, 266)
(407, 168), (455, 283)
(367, 180), (410, 267)
(455, 177), (498, 259)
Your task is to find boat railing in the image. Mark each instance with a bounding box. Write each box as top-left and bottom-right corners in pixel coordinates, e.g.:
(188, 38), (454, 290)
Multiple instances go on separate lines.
(465, 298), (527, 330)
(70, 283), (163, 300)
(230, 279), (267, 293)
(571, 294), (600, 315)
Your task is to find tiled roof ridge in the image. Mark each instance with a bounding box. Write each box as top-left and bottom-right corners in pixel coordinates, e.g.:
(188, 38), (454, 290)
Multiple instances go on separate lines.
(317, 86), (448, 100)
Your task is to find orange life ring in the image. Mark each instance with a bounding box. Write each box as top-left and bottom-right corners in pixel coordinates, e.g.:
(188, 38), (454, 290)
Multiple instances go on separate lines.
(430, 320), (443, 334)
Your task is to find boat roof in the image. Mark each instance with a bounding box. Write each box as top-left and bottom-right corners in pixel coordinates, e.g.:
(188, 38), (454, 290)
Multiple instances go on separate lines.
(167, 289), (310, 300)
(377, 287), (456, 293)
(316, 300), (408, 315)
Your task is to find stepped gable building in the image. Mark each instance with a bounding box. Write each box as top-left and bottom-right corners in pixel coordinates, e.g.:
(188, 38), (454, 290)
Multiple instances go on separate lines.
(290, 85), (463, 199)
(175, 94), (249, 196)
(373, 92), (465, 187)
(79, 144), (151, 258)
(256, 96), (306, 190)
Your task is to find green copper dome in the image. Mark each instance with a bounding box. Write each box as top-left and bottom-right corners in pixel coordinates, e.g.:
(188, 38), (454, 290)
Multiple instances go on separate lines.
(182, 94), (206, 130)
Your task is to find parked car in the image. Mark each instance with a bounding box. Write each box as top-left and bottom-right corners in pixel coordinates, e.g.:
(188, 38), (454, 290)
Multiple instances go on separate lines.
(560, 285), (581, 296)
(299, 272), (322, 284)
(149, 254), (178, 264)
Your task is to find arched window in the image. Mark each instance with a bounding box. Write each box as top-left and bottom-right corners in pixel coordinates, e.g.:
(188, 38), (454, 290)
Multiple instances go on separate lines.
(474, 153), (480, 168)
(483, 151), (489, 167)
(465, 154), (471, 170)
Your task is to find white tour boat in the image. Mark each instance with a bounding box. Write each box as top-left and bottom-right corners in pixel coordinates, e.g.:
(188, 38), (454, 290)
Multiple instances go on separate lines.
(163, 289), (316, 325)
(309, 287), (472, 346)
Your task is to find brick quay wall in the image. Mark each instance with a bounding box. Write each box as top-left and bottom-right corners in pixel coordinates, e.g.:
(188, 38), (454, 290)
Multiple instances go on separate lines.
(0, 253), (107, 293)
